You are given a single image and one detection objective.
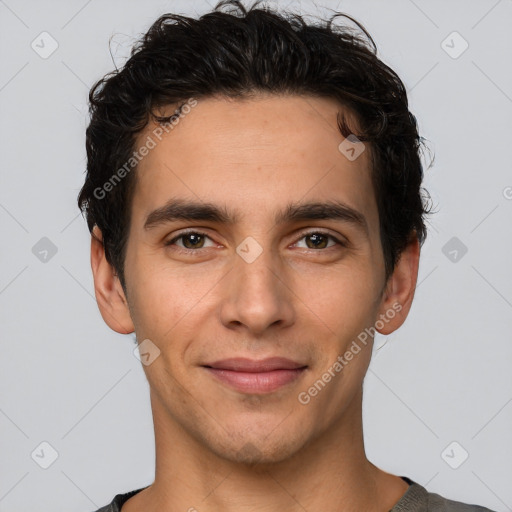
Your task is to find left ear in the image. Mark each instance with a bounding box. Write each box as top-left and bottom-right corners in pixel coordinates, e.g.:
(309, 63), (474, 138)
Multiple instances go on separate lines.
(375, 235), (420, 335)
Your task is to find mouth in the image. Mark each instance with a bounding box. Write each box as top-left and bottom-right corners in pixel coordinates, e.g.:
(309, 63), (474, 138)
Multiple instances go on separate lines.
(202, 357), (308, 394)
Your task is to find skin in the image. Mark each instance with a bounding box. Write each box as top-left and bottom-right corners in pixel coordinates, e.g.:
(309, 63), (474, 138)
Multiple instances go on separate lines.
(91, 94), (420, 511)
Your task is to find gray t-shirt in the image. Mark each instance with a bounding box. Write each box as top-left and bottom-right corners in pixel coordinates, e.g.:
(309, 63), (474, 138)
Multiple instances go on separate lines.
(91, 477), (496, 511)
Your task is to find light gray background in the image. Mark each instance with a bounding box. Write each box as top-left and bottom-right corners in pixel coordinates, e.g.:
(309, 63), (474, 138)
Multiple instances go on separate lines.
(1, 0), (511, 511)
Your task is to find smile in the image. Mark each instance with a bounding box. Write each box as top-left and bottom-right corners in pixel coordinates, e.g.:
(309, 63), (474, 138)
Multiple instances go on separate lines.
(202, 357), (308, 393)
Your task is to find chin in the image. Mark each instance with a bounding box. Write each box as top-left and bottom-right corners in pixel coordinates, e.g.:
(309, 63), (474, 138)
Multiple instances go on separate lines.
(206, 426), (310, 468)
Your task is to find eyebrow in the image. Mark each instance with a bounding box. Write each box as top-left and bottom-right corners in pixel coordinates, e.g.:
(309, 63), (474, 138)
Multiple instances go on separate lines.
(143, 198), (368, 234)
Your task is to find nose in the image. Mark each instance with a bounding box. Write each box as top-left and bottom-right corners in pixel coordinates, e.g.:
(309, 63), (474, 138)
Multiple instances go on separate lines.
(219, 241), (295, 336)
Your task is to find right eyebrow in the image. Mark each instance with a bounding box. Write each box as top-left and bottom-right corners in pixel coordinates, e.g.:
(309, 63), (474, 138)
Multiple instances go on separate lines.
(144, 198), (237, 230)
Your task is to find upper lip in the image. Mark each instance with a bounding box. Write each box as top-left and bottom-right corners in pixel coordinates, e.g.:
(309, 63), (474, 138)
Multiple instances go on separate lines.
(203, 357), (307, 372)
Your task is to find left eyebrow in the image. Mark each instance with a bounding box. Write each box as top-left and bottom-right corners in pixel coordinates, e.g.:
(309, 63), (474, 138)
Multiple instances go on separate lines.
(143, 198), (368, 235)
(275, 200), (368, 235)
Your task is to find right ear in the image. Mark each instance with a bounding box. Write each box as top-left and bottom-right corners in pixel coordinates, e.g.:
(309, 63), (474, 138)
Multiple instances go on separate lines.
(90, 226), (134, 334)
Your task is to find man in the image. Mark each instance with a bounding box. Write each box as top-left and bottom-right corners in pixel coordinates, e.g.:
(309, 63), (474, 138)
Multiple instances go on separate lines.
(78, 1), (495, 510)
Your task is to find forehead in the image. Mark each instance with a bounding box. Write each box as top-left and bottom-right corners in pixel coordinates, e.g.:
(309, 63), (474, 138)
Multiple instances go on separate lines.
(131, 94), (377, 231)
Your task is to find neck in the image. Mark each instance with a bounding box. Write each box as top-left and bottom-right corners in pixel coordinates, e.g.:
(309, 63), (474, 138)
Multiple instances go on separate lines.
(124, 386), (408, 512)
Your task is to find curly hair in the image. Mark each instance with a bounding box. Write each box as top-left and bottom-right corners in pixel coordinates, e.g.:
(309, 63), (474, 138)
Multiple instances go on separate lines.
(78, 0), (432, 291)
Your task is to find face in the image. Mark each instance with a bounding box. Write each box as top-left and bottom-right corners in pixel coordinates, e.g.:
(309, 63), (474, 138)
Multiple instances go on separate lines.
(93, 93), (418, 466)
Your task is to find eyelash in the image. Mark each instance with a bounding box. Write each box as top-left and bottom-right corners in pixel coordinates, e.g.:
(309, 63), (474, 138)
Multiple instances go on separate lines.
(164, 229), (346, 254)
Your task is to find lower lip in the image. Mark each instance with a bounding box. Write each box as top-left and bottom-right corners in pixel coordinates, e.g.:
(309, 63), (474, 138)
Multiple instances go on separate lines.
(204, 367), (307, 393)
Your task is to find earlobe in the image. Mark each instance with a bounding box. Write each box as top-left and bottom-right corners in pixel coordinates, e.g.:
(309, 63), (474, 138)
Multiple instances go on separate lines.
(90, 226), (135, 335)
(375, 235), (420, 335)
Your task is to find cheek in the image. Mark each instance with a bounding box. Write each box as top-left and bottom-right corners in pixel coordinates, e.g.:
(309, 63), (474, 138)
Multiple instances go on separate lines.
(298, 270), (378, 409)
(126, 256), (221, 344)
(294, 263), (381, 340)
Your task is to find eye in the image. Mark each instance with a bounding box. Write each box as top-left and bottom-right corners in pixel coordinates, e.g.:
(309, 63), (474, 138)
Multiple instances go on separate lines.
(165, 231), (217, 250)
(164, 229), (345, 254)
(292, 231), (344, 250)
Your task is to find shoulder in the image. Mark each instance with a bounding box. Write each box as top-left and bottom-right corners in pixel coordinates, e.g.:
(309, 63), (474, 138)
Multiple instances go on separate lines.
(89, 486), (149, 512)
(392, 477), (497, 512)
(427, 490), (497, 512)
(90, 505), (112, 512)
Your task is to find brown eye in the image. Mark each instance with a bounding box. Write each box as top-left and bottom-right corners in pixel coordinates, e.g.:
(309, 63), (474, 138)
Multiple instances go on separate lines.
(165, 231), (215, 250)
(293, 231), (342, 250)
(180, 233), (205, 249)
(305, 233), (330, 249)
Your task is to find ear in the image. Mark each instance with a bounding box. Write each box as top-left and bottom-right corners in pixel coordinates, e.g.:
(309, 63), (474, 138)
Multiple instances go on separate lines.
(90, 226), (134, 334)
(375, 235), (420, 335)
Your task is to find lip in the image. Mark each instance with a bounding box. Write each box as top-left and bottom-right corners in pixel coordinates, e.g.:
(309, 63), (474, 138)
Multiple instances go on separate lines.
(202, 357), (308, 394)
(204, 357), (306, 372)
